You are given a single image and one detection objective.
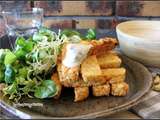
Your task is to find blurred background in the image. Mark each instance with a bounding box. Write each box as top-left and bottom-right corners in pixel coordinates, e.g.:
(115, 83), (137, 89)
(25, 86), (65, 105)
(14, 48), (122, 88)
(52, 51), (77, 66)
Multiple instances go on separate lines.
(0, 0), (160, 37)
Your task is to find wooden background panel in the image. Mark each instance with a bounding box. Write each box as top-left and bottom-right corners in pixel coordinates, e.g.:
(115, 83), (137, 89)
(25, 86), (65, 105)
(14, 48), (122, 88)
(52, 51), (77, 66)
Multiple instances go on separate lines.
(116, 1), (160, 16)
(34, 1), (114, 16)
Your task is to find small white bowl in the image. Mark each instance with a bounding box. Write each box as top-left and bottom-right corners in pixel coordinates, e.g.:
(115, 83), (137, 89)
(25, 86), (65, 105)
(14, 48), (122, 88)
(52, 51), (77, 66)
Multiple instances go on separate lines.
(116, 20), (160, 67)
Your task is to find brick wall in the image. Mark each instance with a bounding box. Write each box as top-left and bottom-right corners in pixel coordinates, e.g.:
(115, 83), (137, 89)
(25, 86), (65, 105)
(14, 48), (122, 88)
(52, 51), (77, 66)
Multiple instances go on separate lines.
(0, 0), (160, 37)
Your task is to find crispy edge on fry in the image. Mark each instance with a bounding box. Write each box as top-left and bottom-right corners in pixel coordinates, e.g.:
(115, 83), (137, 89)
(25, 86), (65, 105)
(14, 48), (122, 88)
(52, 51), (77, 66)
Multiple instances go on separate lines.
(58, 43), (90, 86)
(111, 82), (129, 96)
(57, 63), (87, 87)
(97, 51), (122, 69)
(101, 68), (126, 83)
(92, 84), (110, 97)
(56, 71), (108, 88)
(51, 72), (62, 99)
(81, 55), (107, 84)
(89, 37), (118, 56)
(57, 62), (80, 87)
(61, 64), (80, 82)
(109, 75), (125, 84)
(74, 86), (89, 102)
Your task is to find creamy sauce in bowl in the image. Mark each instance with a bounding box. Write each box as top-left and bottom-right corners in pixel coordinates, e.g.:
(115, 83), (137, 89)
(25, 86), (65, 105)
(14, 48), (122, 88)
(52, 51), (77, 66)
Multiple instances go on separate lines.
(116, 20), (160, 67)
(123, 28), (160, 42)
(117, 21), (160, 42)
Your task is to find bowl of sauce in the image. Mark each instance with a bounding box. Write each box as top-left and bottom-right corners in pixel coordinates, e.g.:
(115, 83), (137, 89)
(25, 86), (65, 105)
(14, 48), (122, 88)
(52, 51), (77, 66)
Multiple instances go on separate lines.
(116, 20), (160, 67)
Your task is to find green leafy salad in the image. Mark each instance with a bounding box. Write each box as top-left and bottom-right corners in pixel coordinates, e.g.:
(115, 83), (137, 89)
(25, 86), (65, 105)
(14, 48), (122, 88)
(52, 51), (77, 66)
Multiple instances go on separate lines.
(0, 27), (96, 102)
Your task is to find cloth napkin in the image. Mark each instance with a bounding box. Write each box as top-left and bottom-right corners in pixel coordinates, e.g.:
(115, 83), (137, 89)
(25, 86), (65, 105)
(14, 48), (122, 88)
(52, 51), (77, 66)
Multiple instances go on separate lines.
(132, 67), (160, 119)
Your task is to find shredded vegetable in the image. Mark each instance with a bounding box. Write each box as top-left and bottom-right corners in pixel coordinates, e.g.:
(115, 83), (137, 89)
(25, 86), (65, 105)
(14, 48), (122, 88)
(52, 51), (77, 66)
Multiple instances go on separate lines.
(0, 28), (96, 102)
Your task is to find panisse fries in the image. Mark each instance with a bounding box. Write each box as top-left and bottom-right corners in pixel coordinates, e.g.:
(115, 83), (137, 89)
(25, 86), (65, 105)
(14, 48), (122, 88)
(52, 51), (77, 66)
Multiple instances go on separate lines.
(54, 37), (129, 102)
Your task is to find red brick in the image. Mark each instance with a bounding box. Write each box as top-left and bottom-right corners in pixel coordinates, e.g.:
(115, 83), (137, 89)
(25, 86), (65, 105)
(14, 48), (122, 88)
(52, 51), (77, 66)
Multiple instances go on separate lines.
(44, 19), (74, 29)
(0, 18), (6, 37)
(34, 1), (114, 16)
(75, 17), (155, 30)
(114, 17), (151, 27)
(34, 1), (62, 16)
(96, 18), (117, 29)
(116, 1), (160, 16)
(0, 1), (31, 12)
(140, 1), (160, 16)
(75, 19), (97, 29)
(75, 17), (117, 29)
(117, 17), (152, 25)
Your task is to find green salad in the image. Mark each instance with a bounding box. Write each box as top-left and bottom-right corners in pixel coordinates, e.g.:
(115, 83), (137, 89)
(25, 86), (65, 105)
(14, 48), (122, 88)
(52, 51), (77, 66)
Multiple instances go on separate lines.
(0, 27), (96, 102)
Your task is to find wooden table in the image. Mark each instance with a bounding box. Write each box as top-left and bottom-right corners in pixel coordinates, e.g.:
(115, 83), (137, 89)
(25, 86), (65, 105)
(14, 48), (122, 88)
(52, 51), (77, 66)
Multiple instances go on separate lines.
(0, 110), (141, 119)
(107, 110), (141, 119)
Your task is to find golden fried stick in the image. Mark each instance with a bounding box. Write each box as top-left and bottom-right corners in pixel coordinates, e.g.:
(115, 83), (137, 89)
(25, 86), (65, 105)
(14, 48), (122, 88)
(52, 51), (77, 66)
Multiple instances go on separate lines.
(92, 83), (110, 97)
(57, 63), (106, 87)
(101, 68), (126, 84)
(57, 37), (118, 87)
(89, 37), (118, 56)
(58, 43), (91, 86)
(57, 63), (82, 87)
(97, 51), (122, 69)
(60, 37), (118, 66)
(111, 82), (129, 96)
(81, 55), (107, 84)
(51, 72), (62, 99)
(74, 86), (89, 102)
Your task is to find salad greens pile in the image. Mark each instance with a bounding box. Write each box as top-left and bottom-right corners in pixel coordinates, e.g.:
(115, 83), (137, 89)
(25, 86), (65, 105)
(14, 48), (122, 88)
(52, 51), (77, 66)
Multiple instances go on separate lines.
(0, 27), (96, 102)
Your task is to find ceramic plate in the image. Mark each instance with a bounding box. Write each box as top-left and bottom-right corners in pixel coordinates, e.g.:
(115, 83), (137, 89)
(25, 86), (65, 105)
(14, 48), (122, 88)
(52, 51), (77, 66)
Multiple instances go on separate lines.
(0, 30), (152, 118)
(0, 53), (152, 119)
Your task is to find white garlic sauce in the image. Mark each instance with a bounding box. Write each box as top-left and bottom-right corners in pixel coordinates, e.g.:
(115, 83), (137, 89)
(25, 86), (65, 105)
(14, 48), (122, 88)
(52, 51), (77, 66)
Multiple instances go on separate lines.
(62, 43), (92, 68)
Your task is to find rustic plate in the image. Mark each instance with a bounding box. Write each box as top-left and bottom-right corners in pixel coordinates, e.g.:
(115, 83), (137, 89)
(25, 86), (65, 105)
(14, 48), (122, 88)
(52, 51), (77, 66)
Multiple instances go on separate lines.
(0, 53), (152, 119)
(0, 30), (152, 118)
